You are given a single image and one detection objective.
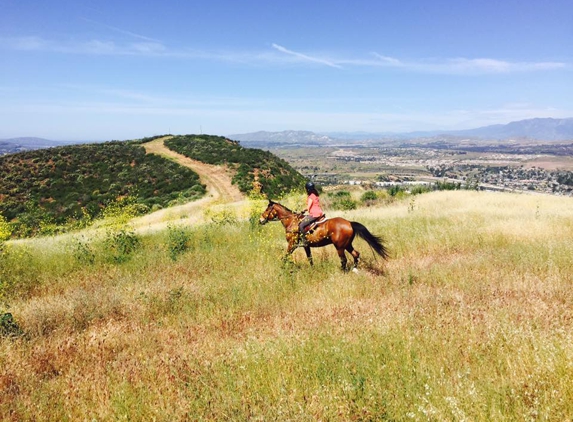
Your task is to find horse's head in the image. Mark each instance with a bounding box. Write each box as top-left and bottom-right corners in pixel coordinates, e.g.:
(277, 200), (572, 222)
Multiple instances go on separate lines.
(259, 201), (279, 225)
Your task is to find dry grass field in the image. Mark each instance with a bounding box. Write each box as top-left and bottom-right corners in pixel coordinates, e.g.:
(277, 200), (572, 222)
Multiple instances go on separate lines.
(1, 190), (572, 421)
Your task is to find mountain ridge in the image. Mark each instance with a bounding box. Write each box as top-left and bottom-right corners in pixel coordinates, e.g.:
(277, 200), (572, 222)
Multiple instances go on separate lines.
(230, 117), (573, 145)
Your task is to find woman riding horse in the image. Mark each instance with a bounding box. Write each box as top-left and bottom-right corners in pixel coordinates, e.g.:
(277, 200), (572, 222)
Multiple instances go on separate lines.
(297, 181), (324, 247)
(259, 200), (388, 271)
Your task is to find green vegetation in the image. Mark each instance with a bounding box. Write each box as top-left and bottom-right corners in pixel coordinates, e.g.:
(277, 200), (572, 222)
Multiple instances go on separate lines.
(0, 141), (206, 237)
(1, 191), (573, 419)
(328, 190), (358, 210)
(165, 134), (306, 197)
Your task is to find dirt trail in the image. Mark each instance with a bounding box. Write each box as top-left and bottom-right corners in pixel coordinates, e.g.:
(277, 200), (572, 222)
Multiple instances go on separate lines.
(132, 136), (246, 231)
(143, 136), (244, 202)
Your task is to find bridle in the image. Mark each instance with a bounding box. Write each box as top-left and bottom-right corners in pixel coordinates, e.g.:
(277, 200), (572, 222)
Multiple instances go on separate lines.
(259, 207), (277, 224)
(260, 203), (298, 225)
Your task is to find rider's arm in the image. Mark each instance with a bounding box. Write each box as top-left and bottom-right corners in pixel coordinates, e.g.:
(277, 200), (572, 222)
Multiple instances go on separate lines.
(306, 196), (313, 212)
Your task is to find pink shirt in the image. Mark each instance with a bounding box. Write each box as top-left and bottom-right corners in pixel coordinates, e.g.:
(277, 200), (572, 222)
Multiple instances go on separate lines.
(307, 193), (323, 217)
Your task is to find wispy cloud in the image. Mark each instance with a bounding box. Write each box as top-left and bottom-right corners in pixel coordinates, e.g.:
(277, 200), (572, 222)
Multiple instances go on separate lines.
(366, 52), (567, 74)
(270, 45), (568, 74)
(271, 43), (342, 69)
(1, 36), (568, 74)
(0, 36), (169, 56)
(80, 18), (162, 43)
(371, 53), (403, 67)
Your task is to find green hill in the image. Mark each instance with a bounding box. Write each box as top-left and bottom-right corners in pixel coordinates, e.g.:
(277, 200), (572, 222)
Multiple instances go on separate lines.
(0, 134), (306, 238)
(0, 140), (206, 237)
(164, 134), (306, 197)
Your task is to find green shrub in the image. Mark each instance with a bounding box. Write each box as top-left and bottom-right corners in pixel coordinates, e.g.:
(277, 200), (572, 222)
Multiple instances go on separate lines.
(104, 228), (141, 263)
(387, 185), (404, 197)
(332, 190), (351, 198)
(72, 238), (96, 265)
(360, 190), (378, 202)
(0, 312), (23, 338)
(339, 199), (358, 210)
(409, 184), (432, 195)
(167, 225), (192, 261)
(0, 215), (12, 242)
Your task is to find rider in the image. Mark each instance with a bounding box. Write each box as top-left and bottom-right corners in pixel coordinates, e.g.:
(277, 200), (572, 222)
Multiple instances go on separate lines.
(298, 181), (324, 245)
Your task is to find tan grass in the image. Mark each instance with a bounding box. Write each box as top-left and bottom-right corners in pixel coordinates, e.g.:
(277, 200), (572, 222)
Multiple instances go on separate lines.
(2, 190), (573, 420)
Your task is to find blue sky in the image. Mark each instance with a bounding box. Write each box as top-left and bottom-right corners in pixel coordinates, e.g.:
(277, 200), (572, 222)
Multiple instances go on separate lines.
(1, 0), (572, 141)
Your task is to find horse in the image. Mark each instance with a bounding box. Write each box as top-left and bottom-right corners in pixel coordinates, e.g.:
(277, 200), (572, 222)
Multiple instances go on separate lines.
(259, 200), (389, 271)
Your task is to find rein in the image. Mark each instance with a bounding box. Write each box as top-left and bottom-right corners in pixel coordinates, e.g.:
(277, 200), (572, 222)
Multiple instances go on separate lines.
(264, 204), (301, 225)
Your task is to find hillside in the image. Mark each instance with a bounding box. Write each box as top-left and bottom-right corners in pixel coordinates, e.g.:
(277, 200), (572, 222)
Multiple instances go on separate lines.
(0, 140), (206, 237)
(1, 190), (572, 420)
(165, 134), (306, 197)
(0, 134), (306, 238)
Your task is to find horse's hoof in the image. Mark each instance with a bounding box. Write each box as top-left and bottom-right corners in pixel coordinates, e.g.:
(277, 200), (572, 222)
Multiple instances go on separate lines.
(352, 268), (359, 273)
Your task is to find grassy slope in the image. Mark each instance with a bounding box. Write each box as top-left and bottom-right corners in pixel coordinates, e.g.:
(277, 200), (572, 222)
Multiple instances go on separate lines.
(0, 141), (206, 236)
(1, 191), (573, 420)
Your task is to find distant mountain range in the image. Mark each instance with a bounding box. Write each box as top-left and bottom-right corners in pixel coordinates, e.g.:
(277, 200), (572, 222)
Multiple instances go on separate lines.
(0, 137), (80, 155)
(3, 118), (573, 155)
(231, 118), (573, 146)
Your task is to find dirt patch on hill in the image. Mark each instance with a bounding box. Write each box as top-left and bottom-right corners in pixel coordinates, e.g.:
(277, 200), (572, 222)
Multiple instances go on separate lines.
(143, 136), (244, 202)
(132, 136), (245, 230)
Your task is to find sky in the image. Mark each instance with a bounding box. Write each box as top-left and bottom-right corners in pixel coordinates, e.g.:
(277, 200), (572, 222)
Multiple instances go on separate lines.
(1, 0), (572, 141)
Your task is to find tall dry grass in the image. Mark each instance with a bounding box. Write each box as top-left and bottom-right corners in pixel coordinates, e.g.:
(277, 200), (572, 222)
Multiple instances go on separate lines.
(1, 191), (573, 421)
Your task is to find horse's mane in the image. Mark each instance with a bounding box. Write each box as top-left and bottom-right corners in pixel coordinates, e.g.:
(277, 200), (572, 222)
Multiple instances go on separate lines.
(269, 200), (294, 214)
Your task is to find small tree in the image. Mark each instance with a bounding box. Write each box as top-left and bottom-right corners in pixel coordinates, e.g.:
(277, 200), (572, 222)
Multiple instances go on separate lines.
(0, 215), (12, 243)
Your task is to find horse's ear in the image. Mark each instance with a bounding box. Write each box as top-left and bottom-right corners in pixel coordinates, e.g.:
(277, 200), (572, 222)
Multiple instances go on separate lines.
(268, 199), (275, 205)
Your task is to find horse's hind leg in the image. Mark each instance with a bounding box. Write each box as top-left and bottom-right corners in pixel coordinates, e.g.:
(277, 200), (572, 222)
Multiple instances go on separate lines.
(346, 244), (360, 269)
(336, 248), (348, 271)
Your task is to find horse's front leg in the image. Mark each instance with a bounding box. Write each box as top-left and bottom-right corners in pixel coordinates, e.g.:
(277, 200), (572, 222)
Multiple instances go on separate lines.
(283, 233), (299, 262)
(304, 246), (313, 266)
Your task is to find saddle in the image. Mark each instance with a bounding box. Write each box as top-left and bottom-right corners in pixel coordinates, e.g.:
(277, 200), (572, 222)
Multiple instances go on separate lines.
(302, 214), (326, 234)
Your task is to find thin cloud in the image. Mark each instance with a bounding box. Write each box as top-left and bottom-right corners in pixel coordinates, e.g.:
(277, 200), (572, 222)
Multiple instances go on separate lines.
(0, 36), (169, 56)
(371, 53), (403, 66)
(81, 17), (162, 43)
(271, 43), (342, 69)
(433, 57), (566, 74)
(368, 52), (567, 74)
(1, 36), (568, 74)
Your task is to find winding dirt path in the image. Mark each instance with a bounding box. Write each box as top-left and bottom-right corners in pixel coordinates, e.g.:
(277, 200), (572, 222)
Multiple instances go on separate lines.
(131, 136), (245, 231)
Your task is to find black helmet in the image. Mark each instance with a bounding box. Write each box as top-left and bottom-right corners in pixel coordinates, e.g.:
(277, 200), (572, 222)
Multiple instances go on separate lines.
(305, 181), (315, 192)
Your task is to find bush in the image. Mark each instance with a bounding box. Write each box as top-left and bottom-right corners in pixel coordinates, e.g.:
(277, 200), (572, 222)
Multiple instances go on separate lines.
(409, 184), (432, 195)
(387, 185), (404, 197)
(167, 225), (192, 261)
(72, 238), (96, 265)
(360, 190), (378, 202)
(0, 215), (12, 242)
(104, 228), (141, 263)
(332, 190), (351, 198)
(338, 199), (358, 210)
(0, 312), (23, 338)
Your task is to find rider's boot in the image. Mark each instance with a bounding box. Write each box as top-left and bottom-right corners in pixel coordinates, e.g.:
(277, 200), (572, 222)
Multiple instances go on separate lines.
(298, 231), (309, 247)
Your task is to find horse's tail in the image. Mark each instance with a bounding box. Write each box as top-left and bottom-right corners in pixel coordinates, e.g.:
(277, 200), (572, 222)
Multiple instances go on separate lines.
(351, 222), (389, 260)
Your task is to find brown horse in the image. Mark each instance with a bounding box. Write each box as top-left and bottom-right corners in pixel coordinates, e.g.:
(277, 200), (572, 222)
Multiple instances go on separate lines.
(259, 200), (389, 270)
